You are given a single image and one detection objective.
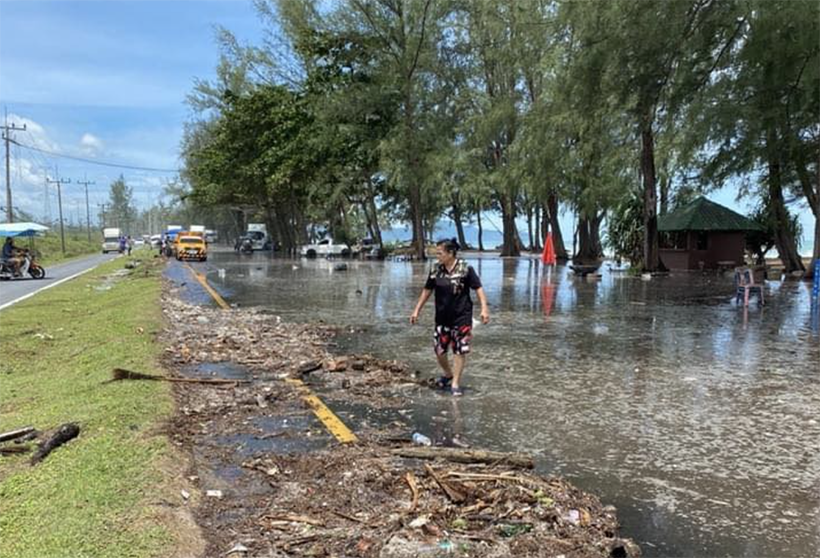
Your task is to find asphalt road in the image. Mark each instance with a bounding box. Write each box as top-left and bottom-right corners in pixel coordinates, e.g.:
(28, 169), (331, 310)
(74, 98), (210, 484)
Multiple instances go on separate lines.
(0, 252), (119, 310)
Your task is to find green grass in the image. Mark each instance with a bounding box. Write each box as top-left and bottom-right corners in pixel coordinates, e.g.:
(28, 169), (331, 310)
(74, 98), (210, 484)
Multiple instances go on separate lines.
(0, 252), (181, 558)
(5, 230), (101, 266)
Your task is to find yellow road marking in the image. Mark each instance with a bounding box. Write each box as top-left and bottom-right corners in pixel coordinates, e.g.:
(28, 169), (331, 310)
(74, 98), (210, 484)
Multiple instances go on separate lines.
(184, 263), (231, 310)
(285, 378), (358, 444)
(183, 262), (357, 444)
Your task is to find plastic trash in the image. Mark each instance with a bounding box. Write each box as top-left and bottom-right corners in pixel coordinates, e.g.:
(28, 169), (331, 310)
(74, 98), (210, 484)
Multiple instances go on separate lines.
(412, 432), (432, 446)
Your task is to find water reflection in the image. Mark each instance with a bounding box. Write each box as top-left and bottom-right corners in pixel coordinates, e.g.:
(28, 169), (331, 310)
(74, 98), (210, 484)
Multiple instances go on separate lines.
(186, 252), (820, 558)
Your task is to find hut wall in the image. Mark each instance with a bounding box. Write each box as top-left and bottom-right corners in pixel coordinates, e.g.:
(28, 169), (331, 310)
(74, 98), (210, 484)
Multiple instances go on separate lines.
(660, 231), (745, 270)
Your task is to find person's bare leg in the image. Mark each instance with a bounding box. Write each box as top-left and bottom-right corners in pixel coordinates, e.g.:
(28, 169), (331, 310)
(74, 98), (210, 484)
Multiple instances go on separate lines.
(452, 354), (466, 390)
(436, 353), (453, 378)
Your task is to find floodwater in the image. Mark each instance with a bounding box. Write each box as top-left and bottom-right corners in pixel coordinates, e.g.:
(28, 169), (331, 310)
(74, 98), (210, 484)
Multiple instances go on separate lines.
(184, 250), (819, 558)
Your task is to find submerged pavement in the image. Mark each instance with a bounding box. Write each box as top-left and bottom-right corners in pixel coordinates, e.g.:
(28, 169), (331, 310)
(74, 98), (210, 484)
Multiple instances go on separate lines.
(179, 250), (819, 558)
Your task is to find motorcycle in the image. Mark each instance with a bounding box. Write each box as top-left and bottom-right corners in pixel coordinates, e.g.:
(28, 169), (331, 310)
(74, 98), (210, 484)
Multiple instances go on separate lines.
(239, 238), (254, 255)
(0, 249), (46, 280)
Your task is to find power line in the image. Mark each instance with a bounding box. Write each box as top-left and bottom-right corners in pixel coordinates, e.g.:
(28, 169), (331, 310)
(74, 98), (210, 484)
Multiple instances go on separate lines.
(10, 139), (180, 173)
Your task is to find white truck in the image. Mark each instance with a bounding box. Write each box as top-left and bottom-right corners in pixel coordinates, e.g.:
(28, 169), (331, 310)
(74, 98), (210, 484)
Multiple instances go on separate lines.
(246, 223), (270, 251)
(101, 228), (122, 253)
(300, 237), (351, 258)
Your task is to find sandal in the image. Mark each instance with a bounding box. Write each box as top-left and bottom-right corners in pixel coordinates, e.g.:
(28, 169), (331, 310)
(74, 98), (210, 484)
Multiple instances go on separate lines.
(451, 386), (464, 397)
(434, 376), (453, 390)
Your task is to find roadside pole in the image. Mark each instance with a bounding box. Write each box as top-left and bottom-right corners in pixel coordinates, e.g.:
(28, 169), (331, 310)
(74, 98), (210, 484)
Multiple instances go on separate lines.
(2, 116), (27, 223)
(47, 175), (71, 255)
(77, 176), (95, 242)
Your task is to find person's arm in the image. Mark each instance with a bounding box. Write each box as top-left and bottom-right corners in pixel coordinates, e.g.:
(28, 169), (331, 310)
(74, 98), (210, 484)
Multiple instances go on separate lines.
(410, 288), (433, 324)
(475, 287), (490, 324)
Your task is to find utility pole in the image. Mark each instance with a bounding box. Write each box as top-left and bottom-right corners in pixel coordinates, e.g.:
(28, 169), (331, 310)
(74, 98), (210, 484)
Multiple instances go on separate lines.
(47, 175), (71, 255)
(76, 175), (95, 242)
(99, 203), (108, 229)
(2, 114), (26, 223)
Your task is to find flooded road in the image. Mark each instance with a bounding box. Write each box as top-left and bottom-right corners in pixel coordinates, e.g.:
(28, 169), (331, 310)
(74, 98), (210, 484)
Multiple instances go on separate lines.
(186, 250), (819, 557)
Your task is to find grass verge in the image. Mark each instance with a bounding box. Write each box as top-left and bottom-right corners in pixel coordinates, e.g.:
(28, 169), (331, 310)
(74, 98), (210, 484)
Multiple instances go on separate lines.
(0, 252), (194, 558)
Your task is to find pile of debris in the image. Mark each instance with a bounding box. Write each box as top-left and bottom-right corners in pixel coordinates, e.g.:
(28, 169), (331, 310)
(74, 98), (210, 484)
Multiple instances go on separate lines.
(161, 293), (640, 558)
(222, 442), (640, 558)
(163, 296), (419, 406)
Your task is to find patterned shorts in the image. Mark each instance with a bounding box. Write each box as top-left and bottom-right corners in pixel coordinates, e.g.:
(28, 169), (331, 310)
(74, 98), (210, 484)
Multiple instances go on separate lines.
(434, 324), (473, 355)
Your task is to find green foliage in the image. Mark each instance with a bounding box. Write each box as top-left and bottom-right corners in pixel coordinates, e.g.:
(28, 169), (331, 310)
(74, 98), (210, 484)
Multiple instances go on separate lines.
(106, 175), (136, 234)
(179, 0), (818, 261)
(606, 189), (644, 266)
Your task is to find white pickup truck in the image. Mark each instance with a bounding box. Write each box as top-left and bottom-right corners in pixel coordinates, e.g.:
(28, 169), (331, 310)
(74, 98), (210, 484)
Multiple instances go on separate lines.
(300, 238), (351, 258)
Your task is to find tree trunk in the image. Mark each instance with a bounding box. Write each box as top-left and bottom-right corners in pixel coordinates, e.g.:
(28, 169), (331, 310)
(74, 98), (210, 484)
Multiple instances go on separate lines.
(526, 203), (534, 251)
(574, 214), (603, 264)
(451, 198), (467, 249)
(546, 193), (568, 261)
(476, 209), (484, 251)
(366, 181), (383, 245)
(641, 121), (662, 272)
(533, 205), (541, 251)
(500, 194), (520, 257)
(765, 127), (805, 273)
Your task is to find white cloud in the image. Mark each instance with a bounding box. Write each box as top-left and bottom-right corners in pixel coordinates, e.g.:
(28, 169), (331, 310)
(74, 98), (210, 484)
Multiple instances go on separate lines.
(6, 113), (59, 152)
(79, 133), (104, 156)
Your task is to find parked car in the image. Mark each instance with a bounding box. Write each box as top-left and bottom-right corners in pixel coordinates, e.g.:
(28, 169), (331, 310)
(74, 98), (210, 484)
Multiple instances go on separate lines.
(300, 238), (351, 258)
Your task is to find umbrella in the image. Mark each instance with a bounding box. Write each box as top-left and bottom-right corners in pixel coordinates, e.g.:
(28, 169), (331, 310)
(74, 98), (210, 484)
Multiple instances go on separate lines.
(541, 232), (556, 265)
(0, 222), (49, 238)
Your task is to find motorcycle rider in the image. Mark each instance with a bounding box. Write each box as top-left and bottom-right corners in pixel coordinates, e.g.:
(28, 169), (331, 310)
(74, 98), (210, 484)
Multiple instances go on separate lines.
(2, 237), (21, 276)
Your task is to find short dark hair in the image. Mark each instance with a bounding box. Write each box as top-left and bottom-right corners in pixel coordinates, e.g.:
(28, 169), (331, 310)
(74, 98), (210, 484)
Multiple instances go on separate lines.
(436, 238), (460, 255)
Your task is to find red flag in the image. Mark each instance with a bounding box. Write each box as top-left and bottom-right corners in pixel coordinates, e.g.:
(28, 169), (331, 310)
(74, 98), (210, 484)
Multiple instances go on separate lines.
(541, 232), (556, 265)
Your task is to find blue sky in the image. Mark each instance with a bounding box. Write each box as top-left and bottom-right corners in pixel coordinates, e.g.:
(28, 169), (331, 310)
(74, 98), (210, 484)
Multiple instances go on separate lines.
(0, 0), (814, 253)
(0, 0), (263, 221)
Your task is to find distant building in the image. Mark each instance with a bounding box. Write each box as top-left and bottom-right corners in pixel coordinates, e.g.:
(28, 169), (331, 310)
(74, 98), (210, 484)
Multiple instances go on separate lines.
(658, 197), (762, 270)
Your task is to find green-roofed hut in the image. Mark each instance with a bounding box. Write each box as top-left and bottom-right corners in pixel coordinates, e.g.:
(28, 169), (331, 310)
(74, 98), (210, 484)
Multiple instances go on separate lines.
(658, 197), (763, 270)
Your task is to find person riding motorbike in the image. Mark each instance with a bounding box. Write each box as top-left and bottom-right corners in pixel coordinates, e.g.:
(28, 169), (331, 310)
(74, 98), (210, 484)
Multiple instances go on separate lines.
(2, 237), (21, 276)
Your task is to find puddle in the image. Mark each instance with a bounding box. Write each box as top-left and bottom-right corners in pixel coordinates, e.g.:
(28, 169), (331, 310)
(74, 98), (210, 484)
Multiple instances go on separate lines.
(182, 362), (251, 381)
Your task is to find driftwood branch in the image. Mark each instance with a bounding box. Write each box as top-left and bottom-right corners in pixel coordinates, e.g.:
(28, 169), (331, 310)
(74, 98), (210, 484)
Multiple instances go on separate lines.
(108, 368), (249, 385)
(31, 423), (80, 465)
(424, 463), (466, 503)
(0, 445), (32, 455)
(392, 447), (534, 469)
(404, 471), (420, 513)
(0, 426), (35, 443)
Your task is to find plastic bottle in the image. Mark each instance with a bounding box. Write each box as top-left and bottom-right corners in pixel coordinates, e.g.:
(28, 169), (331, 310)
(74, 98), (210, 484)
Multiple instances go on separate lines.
(411, 432), (432, 446)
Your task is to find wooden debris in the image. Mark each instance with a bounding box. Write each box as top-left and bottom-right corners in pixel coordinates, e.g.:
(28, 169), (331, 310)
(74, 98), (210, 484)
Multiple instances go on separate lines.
(0, 445), (32, 455)
(425, 463), (466, 503)
(264, 513), (325, 526)
(393, 446), (534, 469)
(0, 426), (35, 443)
(107, 367), (249, 385)
(404, 471), (420, 512)
(31, 423), (80, 464)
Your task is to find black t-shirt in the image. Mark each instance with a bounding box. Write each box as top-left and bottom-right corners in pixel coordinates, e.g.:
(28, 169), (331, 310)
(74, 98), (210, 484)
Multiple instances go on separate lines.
(424, 259), (482, 326)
